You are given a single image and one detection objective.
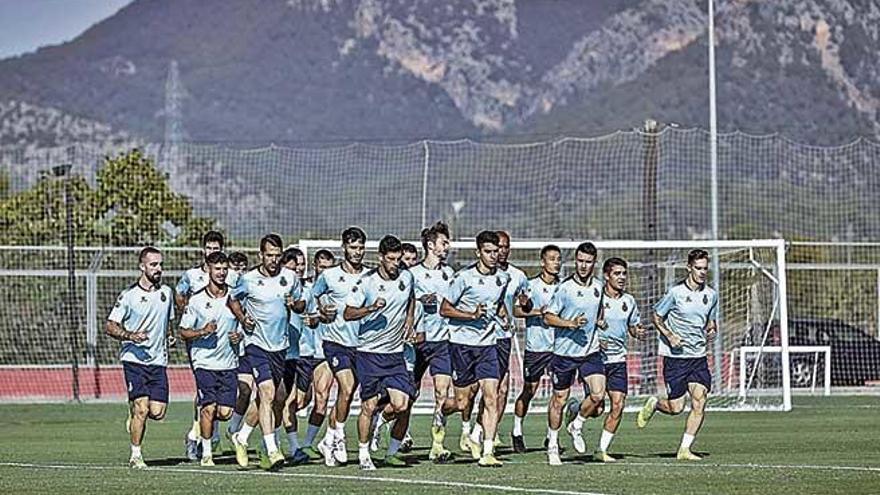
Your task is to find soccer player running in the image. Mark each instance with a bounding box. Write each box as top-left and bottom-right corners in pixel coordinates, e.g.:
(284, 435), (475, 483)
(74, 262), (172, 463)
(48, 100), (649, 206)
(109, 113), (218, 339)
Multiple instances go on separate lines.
(543, 241), (606, 466)
(224, 252), (256, 442)
(343, 235), (417, 470)
(637, 249), (718, 461)
(511, 244), (561, 453)
(595, 257), (645, 462)
(177, 230), (224, 461)
(437, 230), (510, 467)
(227, 234), (305, 471)
(178, 251), (243, 467)
(313, 227), (368, 466)
(105, 247), (174, 469)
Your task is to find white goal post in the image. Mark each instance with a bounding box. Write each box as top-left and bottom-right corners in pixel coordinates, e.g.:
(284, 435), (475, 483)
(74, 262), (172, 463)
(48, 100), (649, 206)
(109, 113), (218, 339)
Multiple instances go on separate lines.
(299, 238), (792, 412)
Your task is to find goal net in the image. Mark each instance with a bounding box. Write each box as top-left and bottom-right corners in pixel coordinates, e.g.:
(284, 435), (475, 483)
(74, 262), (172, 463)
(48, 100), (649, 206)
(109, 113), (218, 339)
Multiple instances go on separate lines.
(300, 238), (792, 412)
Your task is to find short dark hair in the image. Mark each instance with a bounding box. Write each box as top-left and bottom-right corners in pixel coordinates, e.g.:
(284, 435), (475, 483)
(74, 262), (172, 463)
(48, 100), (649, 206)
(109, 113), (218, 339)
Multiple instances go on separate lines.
(206, 251), (229, 265)
(314, 249), (335, 264)
(341, 226), (367, 245)
(540, 244), (561, 259)
(421, 221), (451, 251)
(260, 234), (283, 252)
(576, 241), (597, 257)
(379, 235), (403, 255)
(228, 251), (249, 266)
(138, 246), (161, 263)
(603, 257), (627, 274)
(401, 242), (418, 256)
(281, 247), (304, 265)
(687, 249), (710, 266)
(496, 230), (510, 242)
(476, 230), (500, 249)
(202, 230), (225, 248)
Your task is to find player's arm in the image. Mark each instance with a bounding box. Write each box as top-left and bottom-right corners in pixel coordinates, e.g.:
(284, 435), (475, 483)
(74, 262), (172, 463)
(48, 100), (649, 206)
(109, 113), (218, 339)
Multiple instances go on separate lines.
(342, 281), (383, 321)
(514, 287), (541, 318)
(105, 320), (148, 343)
(174, 274), (190, 313)
(543, 311), (587, 330)
(627, 304), (646, 339)
(651, 312), (681, 348)
(440, 272), (484, 320)
(403, 292), (416, 341)
(285, 278), (306, 314)
(179, 321), (217, 341)
(226, 296), (254, 332)
(705, 295), (719, 340)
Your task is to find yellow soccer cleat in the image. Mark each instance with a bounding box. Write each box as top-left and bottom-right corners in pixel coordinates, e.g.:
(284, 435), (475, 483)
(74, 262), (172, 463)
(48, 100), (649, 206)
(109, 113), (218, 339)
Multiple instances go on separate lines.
(429, 443), (453, 463)
(459, 430), (470, 453)
(677, 447), (702, 461)
(231, 433), (249, 468)
(594, 451), (616, 463)
(477, 453), (503, 467)
(637, 396), (658, 429)
(465, 436), (482, 460)
(200, 456), (215, 467)
(431, 424), (446, 445)
(265, 450), (285, 471)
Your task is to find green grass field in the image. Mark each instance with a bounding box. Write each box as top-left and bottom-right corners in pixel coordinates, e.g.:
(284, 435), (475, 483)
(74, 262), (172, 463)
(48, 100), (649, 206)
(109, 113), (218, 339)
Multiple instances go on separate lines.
(1, 396), (879, 494)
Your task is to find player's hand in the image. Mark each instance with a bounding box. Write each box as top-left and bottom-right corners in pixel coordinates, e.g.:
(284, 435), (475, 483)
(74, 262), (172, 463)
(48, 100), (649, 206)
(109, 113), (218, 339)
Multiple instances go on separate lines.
(284, 293), (296, 308)
(241, 315), (256, 332)
(571, 313), (587, 329)
(129, 331), (148, 343)
(634, 323), (647, 339)
(202, 321), (218, 335)
(668, 332), (683, 348)
(412, 332), (426, 345)
(319, 303), (338, 321)
(706, 326), (717, 341)
(372, 298), (386, 311)
(229, 331), (243, 345)
(471, 303), (486, 321)
(599, 339), (609, 350)
(516, 292), (530, 307)
(596, 318), (608, 330)
(418, 293), (437, 304)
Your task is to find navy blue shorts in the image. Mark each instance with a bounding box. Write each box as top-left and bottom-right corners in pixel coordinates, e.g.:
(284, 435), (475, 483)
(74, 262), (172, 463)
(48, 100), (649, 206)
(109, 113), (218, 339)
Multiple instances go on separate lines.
(283, 358), (298, 395)
(122, 362), (168, 403)
(413, 341), (452, 382)
(550, 352), (605, 391)
(450, 343), (500, 388)
(194, 368), (237, 408)
(295, 356), (324, 393)
(496, 337), (512, 378)
(236, 352), (251, 376)
(663, 356), (711, 400)
(246, 344), (286, 385)
(355, 351), (417, 401)
(323, 341), (358, 375)
(523, 351), (554, 384)
(604, 361), (628, 394)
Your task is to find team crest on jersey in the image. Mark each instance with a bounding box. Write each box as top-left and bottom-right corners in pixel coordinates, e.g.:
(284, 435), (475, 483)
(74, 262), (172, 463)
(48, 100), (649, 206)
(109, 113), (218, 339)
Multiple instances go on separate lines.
(161, 292), (167, 302)
(257, 280), (265, 286)
(338, 276), (345, 283)
(280, 276), (288, 287)
(496, 277), (503, 287)
(425, 272), (431, 279)
(205, 301), (212, 309)
(594, 288), (600, 298)
(703, 294), (709, 305)
(622, 302), (628, 312)
(605, 302), (611, 309)
(352, 286), (359, 293)
(332, 357), (339, 368)
(398, 280), (406, 291)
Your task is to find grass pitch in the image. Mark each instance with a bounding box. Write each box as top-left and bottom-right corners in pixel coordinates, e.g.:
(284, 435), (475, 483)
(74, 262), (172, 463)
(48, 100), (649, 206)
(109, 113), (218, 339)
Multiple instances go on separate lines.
(1, 396), (878, 494)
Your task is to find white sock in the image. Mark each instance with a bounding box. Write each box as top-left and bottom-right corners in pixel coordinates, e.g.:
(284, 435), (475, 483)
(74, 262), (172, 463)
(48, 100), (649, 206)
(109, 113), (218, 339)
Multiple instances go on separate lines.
(304, 424), (320, 446)
(358, 442), (370, 459)
(237, 423), (255, 442)
(201, 437), (213, 458)
(470, 423), (483, 443)
(228, 412), (243, 433)
(513, 415), (524, 437)
(263, 433), (278, 455)
(599, 430), (615, 452)
(335, 421), (346, 439)
(462, 421), (471, 435)
(388, 437), (402, 457)
(130, 444), (141, 458)
(680, 433), (695, 451)
(482, 439), (493, 456)
(572, 413), (587, 430)
(547, 428), (559, 448)
(321, 423), (336, 444)
(288, 431), (301, 451)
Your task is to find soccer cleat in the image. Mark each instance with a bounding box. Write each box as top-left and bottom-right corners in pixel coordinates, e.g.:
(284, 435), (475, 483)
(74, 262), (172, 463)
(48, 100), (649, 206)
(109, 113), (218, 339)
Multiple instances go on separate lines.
(384, 454), (407, 467)
(676, 447), (702, 461)
(129, 456), (147, 469)
(318, 439), (338, 467)
(637, 396), (658, 429)
(566, 422), (586, 454)
(547, 445), (562, 466)
(259, 450), (271, 470)
(288, 448), (311, 465)
(465, 436), (482, 460)
(543, 437), (565, 454)
(431, 424), (446, 446)
(301, 445), (322, 460)
(594, 451), (616, 463)
(231, 432), (250, 468)
(200, 456), (215, 467)
(459, 430), (471, 453)
(400, 432), (414, 453)
(429, 444), (453, 463)
(477, 453), (503, 467)
(511, 434), (526, 453)
(264, 450), (285, 471)
(359, 455), (377, 471)
(185, 432), (200, 462)
(332, 436), (348, 464)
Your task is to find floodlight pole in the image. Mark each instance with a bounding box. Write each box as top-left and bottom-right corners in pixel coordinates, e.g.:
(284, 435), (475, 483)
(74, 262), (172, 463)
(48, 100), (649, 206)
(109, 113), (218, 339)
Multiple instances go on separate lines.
(708, 0), (724, 385)
(54, 162), (81, 402)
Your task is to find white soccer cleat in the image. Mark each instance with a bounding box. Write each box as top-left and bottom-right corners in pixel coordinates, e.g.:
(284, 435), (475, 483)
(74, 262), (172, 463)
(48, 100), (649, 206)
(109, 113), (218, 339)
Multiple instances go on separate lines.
(566, 422), (586, 454)
(333, 436), (348, 464)
(318, 439), (338, 467)
(359, 455), (377, 471)
(547, 445), (562, 466)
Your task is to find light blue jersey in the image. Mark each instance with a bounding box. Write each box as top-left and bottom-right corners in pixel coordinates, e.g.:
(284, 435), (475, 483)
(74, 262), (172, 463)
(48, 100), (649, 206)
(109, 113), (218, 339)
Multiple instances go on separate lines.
(410, 262), (454, 342)
(654, 281), (718, 358)
(346, 268), (414, 354)
(176, 265), (209, 297)
(286, 283), (314, 360)
(600, 292), (640, 364)
(445, 264), (510, 347)
(546, 275), (605, 357)
(494, 264), (529, 339)
(311, 265), (366, 348)
(524, 275), (559, 353)
(231, 267), (302, 353)
(108, 283), (174, 367)
(180, 288), (239, 370)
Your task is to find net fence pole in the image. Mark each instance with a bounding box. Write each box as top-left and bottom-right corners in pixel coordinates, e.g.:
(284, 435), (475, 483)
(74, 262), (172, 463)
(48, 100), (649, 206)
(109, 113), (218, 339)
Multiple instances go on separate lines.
(708, 0), (724, 386)
(421, 140), (430, 230)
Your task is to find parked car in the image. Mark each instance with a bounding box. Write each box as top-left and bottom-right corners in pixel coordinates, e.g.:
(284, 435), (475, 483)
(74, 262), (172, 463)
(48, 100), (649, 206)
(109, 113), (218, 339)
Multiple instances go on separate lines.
(743, 318), (880, 387)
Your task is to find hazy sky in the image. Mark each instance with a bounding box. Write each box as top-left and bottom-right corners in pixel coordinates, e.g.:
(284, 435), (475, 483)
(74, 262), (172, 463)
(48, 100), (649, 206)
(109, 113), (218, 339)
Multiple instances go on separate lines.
(0, 0), (132, 59)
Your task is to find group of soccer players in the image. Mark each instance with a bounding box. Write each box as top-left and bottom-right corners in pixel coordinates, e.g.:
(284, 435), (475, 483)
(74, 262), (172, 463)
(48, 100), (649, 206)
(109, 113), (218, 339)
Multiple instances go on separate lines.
(105, 223), (719, 471)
